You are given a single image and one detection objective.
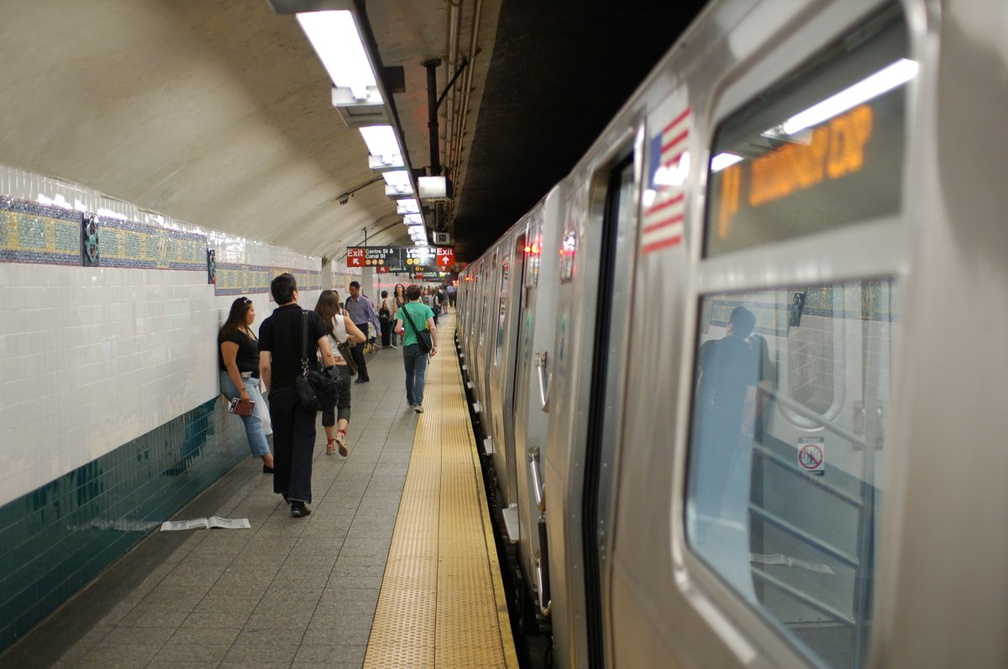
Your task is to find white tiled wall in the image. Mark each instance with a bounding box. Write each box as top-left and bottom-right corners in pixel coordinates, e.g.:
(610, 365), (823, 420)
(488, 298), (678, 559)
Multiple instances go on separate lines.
(0, 165), (323, 506)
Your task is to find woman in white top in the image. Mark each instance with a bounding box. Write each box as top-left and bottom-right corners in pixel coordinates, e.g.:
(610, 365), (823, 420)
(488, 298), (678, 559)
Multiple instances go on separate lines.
(314, 290), (366, 455)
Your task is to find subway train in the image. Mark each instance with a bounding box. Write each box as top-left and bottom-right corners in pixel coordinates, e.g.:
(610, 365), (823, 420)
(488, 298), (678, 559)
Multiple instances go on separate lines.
(454, 0), (1008, 667)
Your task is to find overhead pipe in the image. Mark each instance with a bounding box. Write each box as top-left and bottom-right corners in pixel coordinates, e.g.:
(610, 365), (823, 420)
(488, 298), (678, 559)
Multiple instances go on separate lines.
(444, 0), (462, 171)
(449, 0), (483, 196)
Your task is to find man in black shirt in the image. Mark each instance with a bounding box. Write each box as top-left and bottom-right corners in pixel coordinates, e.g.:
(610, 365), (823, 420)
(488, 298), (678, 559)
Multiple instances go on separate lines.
(259, 273), (335, 518)
(693, 306), (760, 520)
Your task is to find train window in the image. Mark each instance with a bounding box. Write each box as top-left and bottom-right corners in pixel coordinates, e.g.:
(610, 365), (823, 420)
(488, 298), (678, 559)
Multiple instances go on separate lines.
(495, 249), (511, 366)
(704, 7), (910, 257)
(686, 278), (897, 669)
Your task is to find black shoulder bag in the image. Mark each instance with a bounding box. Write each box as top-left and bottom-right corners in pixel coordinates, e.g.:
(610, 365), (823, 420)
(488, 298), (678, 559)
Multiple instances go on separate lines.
(296, 311), (340, 411)
(401, 304), (432, 354)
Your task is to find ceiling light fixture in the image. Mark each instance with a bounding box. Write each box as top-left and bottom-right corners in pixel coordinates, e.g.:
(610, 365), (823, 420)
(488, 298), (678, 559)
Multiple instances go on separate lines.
(268, 0), (427, 243)
(396, 198), (420, 215)
(295, 11), (379, 103)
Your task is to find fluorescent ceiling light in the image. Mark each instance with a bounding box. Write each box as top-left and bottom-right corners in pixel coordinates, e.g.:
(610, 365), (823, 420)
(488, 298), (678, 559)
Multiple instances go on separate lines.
(780, 58), (918, 136)
(385, 184), (412, 196)
(403, 213), (424, 225)
(369, 153), (404, 170)
(382, 170), (411, 187)
(359, 125), (400, 157)
(383, 170), (413, 195)
(710, 152), (744, 173)
(396, 198), (420, 215)
(296, 11), (379, 102)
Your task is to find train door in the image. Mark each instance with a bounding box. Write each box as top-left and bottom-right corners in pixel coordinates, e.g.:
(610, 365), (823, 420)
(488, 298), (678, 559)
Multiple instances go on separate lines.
(543, 145), (638, 668)
(487, 230), (527, 533)
(465, 263), (481, 405)
(608, 87), (696, 668)
(475, 251), (497, 413)
(510, 188), (564, 632)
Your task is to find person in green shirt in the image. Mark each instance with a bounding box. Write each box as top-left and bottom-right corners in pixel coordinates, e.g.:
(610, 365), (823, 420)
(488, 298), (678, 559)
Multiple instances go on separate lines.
(393, 284), (438, 413)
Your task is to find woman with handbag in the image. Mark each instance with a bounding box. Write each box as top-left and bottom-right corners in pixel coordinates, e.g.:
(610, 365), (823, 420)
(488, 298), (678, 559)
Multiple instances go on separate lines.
(218, 297), (274, 472)
(393, 284), (438, 413)
(314, 290), (366, 455)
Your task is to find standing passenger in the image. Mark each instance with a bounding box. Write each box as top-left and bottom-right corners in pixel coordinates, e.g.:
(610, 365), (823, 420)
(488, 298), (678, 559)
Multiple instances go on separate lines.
(378, 289), (393, 348)
(344, 281), (381, 383)
(390, 283), (406, 349)
(394, 284), (438, 413)
(314, 290), (365, 456)
(259, 273), (335, 518)
(218, 297), (274, 472)
(693, 307), (760, 500)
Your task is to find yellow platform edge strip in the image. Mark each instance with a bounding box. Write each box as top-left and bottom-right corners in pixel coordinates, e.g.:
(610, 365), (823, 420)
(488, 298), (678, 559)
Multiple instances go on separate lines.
(364, 315), (519, 669)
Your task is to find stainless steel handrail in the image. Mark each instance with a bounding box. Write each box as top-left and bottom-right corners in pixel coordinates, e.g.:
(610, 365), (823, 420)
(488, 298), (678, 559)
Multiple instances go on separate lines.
(535, 350), (551, 412)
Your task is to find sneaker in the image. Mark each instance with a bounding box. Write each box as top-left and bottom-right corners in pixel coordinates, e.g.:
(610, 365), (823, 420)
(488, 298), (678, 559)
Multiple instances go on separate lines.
(325, 438), (336, 455)
(290, 502), (311, 518)
(336, 430), (349, 457)
(414, 405), (424, 414)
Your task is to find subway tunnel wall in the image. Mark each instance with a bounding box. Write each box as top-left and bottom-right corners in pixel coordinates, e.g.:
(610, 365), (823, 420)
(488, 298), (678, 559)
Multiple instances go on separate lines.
(0, 163), (344, 651)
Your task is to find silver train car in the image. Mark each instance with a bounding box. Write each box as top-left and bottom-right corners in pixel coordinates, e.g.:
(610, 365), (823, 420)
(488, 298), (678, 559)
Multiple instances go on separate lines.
(456, 0), (1008, 667)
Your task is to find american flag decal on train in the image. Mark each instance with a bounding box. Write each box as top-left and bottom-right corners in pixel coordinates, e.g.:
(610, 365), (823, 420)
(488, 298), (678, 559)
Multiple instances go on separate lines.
(642, 106), (691, 255)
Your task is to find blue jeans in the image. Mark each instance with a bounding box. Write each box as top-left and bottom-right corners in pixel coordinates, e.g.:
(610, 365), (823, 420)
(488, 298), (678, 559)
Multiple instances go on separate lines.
(220, 372), (271, 457)
(402, 344), (429, 406)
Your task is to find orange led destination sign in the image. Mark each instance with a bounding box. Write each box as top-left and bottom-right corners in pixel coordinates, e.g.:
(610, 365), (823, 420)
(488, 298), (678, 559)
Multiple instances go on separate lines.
(716, 104), (874, 240)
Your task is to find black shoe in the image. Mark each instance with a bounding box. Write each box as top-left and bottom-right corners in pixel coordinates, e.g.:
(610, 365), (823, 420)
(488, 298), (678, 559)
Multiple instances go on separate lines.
(290, 502), (311, 518)
(262, 465), (274, 474)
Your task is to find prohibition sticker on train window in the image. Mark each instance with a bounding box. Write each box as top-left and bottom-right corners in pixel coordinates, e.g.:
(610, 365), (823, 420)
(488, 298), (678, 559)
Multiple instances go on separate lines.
(797, 437), (825, 475)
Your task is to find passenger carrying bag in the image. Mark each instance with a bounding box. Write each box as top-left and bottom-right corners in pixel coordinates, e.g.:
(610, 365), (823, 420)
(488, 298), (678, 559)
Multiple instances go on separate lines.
(401, 306), (432, 354)
(296, 311), (340, 411)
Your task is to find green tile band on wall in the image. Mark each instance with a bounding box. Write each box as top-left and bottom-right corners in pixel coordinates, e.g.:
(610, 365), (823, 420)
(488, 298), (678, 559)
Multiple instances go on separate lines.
(0, 396), (251, 652)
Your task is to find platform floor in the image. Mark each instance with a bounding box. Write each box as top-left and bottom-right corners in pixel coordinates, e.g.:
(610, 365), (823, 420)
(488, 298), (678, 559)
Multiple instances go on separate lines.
(2, 314), (517, 669)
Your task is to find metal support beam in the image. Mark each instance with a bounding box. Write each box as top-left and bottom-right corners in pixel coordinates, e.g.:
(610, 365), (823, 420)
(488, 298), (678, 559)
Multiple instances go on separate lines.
(422, 59), (442, 176)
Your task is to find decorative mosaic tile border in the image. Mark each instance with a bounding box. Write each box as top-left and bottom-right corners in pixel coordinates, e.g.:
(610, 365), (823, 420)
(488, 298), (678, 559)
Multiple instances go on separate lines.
(97, 216), (207, 271)
(0, 197), (82, 265)
(0, 196), (322, 295)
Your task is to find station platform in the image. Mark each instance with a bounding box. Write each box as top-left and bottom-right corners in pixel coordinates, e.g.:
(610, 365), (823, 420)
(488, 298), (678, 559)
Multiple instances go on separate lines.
(1, 314), (518, 669)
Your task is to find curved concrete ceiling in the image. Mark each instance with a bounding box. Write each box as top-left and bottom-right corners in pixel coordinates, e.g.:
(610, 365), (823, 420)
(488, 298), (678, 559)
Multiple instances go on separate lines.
(0, 0), (706, 264)
(0, 0), (499, 262)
